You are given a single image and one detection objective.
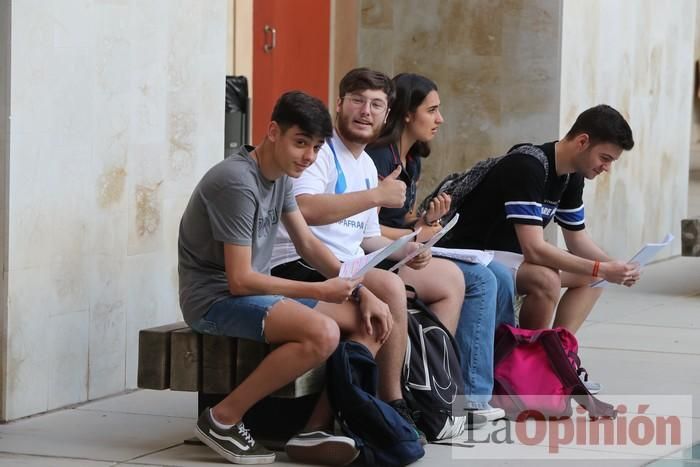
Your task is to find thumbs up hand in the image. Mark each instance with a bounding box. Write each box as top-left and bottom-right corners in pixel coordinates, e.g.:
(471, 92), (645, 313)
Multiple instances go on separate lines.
(386, 165), (402, 180)
(375, 165), (406, 208)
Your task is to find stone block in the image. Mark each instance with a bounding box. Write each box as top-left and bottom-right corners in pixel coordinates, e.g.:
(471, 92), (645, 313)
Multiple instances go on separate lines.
(202, 334), (237, 394)
(170, 328), (202, 391)
(681, 218), (700, 256)
(137, 321), (187, 390)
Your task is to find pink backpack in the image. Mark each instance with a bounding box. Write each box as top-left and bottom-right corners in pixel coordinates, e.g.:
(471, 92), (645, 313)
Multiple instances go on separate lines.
(492, 324), (617, 420)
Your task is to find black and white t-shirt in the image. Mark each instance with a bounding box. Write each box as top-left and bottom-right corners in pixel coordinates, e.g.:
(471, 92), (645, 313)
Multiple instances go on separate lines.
(439, 142), (585, 253)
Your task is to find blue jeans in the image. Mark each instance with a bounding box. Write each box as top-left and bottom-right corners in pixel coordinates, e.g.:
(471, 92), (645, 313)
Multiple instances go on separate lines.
(189, 295), (318, 342)
(451, 261), (515, 408)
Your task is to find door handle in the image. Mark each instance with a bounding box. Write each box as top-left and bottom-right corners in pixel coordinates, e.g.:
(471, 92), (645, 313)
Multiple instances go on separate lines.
(264, 25), (276, 53)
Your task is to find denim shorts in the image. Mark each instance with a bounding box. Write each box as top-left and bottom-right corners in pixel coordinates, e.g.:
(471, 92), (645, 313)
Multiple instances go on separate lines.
(189, 295), (318, 343)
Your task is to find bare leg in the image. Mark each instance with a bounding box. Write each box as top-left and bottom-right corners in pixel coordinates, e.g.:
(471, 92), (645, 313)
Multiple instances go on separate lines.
(211, 300), (340, 425)
(303, 299), (383, 430)
(516, 262), (561, 329)
(361, 268), (408, 402)
(554, 272), (603, 333)
(398, 258), (465, 334)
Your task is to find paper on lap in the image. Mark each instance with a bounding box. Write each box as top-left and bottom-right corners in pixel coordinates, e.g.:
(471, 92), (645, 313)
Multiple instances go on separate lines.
(339, 230), (419, 280)
(490, 250), (524, 270)
(591, 233), (674, 288)
(386, 214), (461, 272)
(430, 247), (495, 266)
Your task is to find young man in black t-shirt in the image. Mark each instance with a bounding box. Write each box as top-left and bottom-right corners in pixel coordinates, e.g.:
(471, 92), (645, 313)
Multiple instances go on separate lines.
(440, 105), (641, 334)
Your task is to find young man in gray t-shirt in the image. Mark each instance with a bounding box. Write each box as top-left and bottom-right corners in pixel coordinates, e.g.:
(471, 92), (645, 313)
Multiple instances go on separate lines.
(178, 91), (400, 465)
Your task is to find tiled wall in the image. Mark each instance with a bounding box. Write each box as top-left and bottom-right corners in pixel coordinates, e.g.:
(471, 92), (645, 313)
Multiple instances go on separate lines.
(560, 0), (695, 259)
(358, 0), (563, 200)
(3, 0), (226, 420)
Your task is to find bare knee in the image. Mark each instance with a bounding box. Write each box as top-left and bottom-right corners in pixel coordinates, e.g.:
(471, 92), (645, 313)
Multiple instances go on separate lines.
(440, 260), (466, 299)
(303, 317), (340, 362)
(525, 266), (561, 302)
(367, 271), (406, 313)
(384, 273), (408, 324)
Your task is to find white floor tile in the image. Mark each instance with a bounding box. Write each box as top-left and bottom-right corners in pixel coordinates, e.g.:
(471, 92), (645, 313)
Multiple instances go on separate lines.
(121, 441), (653, 467)
(127, 443), (241, 466)
(632, 257), (700, 297)
(594, 296), (700, 329)
(0, 409), (192, 462)
(76, 389), (198, 419)
(576, 322), (700, 355)
(0, 453), (113, 466)
(577, 347), (700, 418)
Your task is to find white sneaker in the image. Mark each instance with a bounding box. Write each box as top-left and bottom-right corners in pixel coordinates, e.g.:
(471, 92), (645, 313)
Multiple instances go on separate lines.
(578, 372), (601, 394)
(285, 430), (359, 466)
(583, 379), (601, 395)
(466, 404), (505, 421)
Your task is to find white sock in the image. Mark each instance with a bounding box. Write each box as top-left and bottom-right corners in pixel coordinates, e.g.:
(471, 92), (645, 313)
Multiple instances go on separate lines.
(209, 408), (235, 430)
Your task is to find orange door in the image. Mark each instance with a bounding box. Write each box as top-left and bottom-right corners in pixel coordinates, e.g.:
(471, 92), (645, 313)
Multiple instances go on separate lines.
(252, 0), (330, 143)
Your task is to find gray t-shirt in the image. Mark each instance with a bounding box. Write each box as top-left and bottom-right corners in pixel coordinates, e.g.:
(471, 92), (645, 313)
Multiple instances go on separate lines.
(178, 146), (298, 323)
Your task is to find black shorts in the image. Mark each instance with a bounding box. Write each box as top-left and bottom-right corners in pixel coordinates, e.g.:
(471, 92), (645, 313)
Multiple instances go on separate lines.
(271, 259), (326, 282)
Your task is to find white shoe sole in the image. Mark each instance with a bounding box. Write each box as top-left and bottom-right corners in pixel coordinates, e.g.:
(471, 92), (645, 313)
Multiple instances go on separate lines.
(195, 426), (276, 465)
(583, 381), (602, 395)
(469, 408), (506, 421)
(286, 438), (359, 466)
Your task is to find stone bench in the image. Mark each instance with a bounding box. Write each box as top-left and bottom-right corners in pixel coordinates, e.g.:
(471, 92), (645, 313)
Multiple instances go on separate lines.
(137, 322), (325, 440)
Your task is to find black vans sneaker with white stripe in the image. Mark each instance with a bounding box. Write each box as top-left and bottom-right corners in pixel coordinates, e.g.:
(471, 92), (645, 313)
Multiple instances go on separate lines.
(195, 408), (275, 465)
(285, 430), (359, 466)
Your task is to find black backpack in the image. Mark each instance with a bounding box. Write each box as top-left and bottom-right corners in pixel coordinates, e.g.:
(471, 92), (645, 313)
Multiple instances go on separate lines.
(326, 340), (425, 466)
(402, 287), (467, 441)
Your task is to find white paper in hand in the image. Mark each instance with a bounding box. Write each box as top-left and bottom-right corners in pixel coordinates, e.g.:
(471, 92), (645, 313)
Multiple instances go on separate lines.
(388, 214), (460, 272)
(591, 233), (674, 288)
(339, 230), (418, 280)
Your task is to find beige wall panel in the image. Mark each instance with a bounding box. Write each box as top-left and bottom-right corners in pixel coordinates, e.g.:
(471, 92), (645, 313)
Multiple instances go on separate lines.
(560, 0), (695, 260)
(358, 0), (562, 202)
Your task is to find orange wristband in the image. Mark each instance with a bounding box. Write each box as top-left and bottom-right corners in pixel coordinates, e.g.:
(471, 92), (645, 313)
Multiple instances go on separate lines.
(592, 260), (600, 278)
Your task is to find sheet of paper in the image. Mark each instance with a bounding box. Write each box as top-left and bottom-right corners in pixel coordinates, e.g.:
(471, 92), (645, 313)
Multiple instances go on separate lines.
(388, 214), (461, 272)
(591, 233), (674, 288)
(339, 230), (418, 280)
(430, 247), (495, 266)
(490, 250), (524, 270)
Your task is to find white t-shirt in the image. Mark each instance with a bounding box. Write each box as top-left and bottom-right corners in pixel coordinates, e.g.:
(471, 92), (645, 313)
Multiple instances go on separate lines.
(272, 131), (382, 266)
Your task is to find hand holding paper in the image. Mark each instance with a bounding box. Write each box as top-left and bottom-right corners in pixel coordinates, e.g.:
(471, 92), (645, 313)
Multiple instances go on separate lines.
(591, 234), (674, 288)
(339, 230), (419, 280)
(319, 276), (363, 303)
(388, 214), (460, 272)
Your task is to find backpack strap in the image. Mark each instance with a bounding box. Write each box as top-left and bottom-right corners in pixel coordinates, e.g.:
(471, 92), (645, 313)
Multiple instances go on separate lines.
(493, 325), (521, 365)
(539, 333), (617, 419)
(419, 144), (555, 238)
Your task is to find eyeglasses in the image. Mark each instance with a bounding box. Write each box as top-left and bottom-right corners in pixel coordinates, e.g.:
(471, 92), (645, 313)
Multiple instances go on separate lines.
(343, 94), (388, 115)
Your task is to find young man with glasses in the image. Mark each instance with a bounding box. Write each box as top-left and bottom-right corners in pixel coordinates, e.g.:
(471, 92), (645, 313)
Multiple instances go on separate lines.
(272, 68), (501, 438)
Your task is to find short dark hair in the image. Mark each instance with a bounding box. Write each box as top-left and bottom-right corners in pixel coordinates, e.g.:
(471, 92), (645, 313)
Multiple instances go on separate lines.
(565, 104), (634, 150)
(270, 91), (333, 138)
(338, 68), (395, 105)
(371, 73), (438, 158)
